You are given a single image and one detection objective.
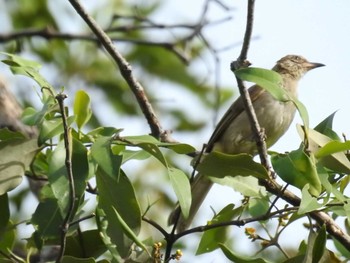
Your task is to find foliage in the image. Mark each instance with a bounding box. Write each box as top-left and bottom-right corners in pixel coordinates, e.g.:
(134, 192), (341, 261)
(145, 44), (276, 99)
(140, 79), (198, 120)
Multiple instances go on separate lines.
(0, 1), (350, 263)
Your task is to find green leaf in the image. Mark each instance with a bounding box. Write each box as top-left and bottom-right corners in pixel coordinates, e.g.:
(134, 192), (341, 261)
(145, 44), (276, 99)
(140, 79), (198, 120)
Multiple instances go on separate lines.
(62, 256), (96, 263)
(197, 152), (269, 180)
(0, 138), (38, 195)
(159, 142), (196, 154)
(111, 206), (149, 256)
(123, 135), (159, 144)
(0, 194), (9, 237)
(31, 198), (63, 239)
(318, 169), (346, 202)
(316, 141), (350, 158)
(96, 169), (141, 257)
(312, 225), (327, 263)
(314, 112), (340, 140)
(95, 208), (122, 262)
(234, 67), (286, 101)
(74, 90), (92, 130)
(121, 149), (151, 163)
(271, 149), (321, 196)
(248, 197), (270, 217)
(168, 167), (191, 219)
(91, 136), (122, 177)
(65, 230), (107, 258)
(87, 127), (122, 138)
(210, 176), (266, 197)
(48, 138), (88, 216)
(219, 243), (269, 263)
(196, 205), (241, 255)
(136, 142), (168, 167)
(298, 126), (350, 174)
(71, 138), (89, 199)
(292, 99), (309, 132)
(0, 220), (15, 252)
(38, 116), (75, 145)
(298, 185), (323, 214)
(0, 128), (26, 140)
(0, 52), (56, 96)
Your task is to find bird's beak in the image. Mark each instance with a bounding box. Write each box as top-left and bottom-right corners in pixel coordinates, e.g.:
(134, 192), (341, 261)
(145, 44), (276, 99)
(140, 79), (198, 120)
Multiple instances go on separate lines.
(304, 61), (325, 70)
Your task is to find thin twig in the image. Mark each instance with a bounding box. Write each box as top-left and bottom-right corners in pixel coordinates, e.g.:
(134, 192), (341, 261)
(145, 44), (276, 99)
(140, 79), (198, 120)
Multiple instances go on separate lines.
(260, 179), (350, 250)
(55, 93), (76, 263)
(67, 0), (163, 138)
(232, 0), (270, 170)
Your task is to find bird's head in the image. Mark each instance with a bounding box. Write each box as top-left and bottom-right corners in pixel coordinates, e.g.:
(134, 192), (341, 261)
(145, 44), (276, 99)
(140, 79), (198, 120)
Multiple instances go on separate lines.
(273, 55), (325, 80)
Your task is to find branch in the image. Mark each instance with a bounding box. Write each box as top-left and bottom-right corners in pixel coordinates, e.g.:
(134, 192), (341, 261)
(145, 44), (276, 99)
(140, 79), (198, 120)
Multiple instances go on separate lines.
(261, 179), (350, 250)
(55, 93), (76, 263)
(231, 0), (270, 170)
(67, 0), (163, 138)
(0, 28), (189, 64)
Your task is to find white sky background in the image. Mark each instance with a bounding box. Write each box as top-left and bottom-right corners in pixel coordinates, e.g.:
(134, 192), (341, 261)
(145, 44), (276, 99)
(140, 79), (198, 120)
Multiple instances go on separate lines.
(148, 1), (350, 261)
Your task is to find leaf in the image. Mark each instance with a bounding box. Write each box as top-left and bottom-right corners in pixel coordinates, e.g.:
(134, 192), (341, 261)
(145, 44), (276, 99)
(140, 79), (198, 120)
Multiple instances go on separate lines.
(74, 90), (92, 130)
(0, 52), (56, 95)
(38, 116), (75, 145)
(95, 208), (123, 262)
(31, 198), (63, 239)
(219, 243), (269, 263)
(96, 169), (141, 257)
(136, 142), (168, 167)
(271, 149), (321, 196)
(298, 125), (350, 174)
(0, 220), (15, 252)
(62, 256), (96, 263)
(196, 205), (241, 255)
(0, 138), (38, 195)
(65, 230), (107, 258)
(0, 128), (26, 140)
(234, 67), (286, 101)
(158, 142), (196, 154)
(248, 197), (270, 217)
(91, 136), (122, 178)
(0, 194), (9, 237)
(168, 168), (191, 219)
(316, 141), (350, 158)
(197, 152), (269, 180)
(318, 168), (346, 202)
(111, 206), (149, 256)
(312, 225), (327, 263)
(210, 176), (266, 197)
(298, 185), (323, 214)
(314, 112), (340, 140)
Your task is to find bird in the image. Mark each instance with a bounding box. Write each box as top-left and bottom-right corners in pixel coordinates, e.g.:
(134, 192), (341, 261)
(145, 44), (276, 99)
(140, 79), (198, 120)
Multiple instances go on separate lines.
(0, 76), (37, 138)
(0, 76), (42, 196)
(169, 55), (325, 232)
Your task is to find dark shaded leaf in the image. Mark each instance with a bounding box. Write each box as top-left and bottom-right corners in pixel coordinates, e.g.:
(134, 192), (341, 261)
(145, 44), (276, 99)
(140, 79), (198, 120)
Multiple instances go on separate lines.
(198, 152), (269, 180)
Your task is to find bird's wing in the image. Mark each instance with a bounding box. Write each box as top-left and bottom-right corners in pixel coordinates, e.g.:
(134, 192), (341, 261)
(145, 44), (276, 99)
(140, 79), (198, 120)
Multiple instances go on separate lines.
(206, 85), (264, 152)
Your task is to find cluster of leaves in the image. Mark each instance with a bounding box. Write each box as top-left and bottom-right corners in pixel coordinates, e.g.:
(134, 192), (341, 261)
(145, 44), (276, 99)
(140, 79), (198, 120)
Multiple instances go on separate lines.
(0, 53), (193, 262)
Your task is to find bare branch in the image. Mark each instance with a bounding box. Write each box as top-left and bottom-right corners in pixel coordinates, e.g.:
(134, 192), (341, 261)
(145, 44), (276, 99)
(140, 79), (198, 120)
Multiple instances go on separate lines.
(67, 0), (164, 138)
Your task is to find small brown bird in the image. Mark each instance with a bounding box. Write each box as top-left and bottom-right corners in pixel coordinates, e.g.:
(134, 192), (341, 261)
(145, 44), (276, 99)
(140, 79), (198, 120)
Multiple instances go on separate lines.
(0, 76), (41, 196)
(170, 55), (325, 231)
(0, 77), (37, 138)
